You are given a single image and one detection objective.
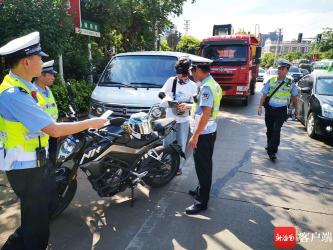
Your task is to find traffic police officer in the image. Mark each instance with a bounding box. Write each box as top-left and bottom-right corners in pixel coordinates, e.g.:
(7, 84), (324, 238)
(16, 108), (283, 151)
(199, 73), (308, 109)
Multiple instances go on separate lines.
(179, 59), (222, 214)
(34, 60), (59, 217)
(258, 58), (298, 161)
(0, 31), (107, 250)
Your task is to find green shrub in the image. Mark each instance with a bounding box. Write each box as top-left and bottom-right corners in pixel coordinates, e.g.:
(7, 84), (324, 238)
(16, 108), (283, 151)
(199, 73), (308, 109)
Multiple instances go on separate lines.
(51, 78), (95, 116)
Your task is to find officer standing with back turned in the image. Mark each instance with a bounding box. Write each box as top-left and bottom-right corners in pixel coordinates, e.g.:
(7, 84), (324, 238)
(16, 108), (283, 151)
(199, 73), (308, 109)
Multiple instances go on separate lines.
(258, 58), (298, 161)
(0, 31), (107, 250)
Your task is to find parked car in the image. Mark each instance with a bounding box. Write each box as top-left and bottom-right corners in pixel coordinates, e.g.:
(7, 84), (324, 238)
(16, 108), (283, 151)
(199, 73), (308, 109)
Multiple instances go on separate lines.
(300, 68), (309, 77)
(288, 66), (303, 82)
(89, 51), (211, 118)
(256, 67), (265, 82)
(297, 73), (333, 138)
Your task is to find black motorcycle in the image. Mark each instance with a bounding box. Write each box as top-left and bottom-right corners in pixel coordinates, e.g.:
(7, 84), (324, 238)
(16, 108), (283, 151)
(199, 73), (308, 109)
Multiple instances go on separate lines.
(51, 86), (184, 219)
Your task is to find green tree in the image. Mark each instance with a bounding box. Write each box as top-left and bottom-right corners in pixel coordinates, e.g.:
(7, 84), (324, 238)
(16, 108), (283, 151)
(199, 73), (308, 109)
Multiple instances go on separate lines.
(0, 0), (72, 59)
(160, 40), (171, 51)
(284, 52), (302, 62)
(318, 27), (333, 52)
(81, 0), (193, 52)
(176, 35), (200, 54)
(260, 53), (275, 68)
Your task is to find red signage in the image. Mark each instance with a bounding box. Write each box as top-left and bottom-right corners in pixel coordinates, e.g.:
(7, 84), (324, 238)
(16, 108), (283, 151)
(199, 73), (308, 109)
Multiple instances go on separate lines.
(274, 226), (297, 248)
(66, 0), (81, 28)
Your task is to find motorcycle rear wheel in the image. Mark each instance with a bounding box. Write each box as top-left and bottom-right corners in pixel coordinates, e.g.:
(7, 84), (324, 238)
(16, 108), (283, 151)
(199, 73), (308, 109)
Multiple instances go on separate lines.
(143, 146), (180, 188)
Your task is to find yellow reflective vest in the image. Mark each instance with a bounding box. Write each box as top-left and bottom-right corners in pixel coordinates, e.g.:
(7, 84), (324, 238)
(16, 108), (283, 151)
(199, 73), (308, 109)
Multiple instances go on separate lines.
(0, 75), (49, 162)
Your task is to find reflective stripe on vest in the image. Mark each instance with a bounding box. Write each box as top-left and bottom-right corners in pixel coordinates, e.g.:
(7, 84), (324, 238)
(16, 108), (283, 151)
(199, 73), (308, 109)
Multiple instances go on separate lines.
(41, 87), (58, 121)
(268, 76), (292, 106)
(191, 77), (223, 120)
(0, 75), (49, 154)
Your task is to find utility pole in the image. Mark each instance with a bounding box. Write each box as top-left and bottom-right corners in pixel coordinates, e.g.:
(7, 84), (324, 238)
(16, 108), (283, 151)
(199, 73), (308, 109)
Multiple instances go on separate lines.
(274, 28), (282, 66)
(184, 20), (190, 35)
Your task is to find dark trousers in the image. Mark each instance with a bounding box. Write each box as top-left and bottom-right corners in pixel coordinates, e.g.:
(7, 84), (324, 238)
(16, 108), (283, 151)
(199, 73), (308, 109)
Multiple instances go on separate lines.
(48, 137), (58, 217)
(193, 132), (217, 206)
(2, 167), (51, 250)
(265, 105), (287, 154)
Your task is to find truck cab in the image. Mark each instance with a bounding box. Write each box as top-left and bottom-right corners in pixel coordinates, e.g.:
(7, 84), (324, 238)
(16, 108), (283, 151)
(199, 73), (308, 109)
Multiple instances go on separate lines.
(200, 35), (261, 106)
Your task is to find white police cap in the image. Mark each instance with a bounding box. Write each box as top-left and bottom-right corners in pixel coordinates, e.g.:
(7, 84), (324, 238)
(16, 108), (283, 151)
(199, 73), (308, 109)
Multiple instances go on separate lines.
(42, 60), (57, 74)
(277, 58), (292, 68)
(0, 31), (48, 59)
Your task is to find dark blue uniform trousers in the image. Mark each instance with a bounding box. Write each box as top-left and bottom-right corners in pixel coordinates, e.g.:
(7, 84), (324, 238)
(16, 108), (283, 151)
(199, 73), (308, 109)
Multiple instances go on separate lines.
(265, 105), (288, 154)
(193, 132), (217, 206)
(2, 167), (51, 250)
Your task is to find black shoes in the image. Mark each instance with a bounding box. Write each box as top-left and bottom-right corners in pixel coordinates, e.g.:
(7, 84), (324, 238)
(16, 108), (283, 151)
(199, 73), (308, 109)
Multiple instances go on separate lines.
(185, 203), (207, 215)
(188, 189), (196, 197)
(268, 153), (277, 161)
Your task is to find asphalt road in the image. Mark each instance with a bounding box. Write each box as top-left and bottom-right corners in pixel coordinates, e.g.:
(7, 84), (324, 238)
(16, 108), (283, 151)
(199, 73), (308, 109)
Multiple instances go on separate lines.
(1, 82), (333, 250)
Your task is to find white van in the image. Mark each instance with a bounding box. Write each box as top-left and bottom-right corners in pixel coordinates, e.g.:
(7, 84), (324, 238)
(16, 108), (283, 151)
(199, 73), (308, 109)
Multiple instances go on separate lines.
(89, 51), (211, 117)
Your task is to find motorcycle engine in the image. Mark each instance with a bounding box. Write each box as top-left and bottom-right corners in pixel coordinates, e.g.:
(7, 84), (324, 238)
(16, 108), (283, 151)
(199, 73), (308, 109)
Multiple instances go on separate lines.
(86, 157), (129, 197)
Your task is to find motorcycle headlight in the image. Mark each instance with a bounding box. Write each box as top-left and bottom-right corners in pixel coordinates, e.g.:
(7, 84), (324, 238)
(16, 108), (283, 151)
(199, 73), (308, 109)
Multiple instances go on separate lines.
(151, 106), (162, 119)
(322, 104), (333, 119)
(57, 137), (78, 163)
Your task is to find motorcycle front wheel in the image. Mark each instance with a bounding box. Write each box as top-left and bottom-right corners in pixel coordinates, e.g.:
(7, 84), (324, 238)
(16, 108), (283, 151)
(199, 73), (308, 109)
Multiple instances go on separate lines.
(50, 168), (78, 219)
(143, 145), (180, 188)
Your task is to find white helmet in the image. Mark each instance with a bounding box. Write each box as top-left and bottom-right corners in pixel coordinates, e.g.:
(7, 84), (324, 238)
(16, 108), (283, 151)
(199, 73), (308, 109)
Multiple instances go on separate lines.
(127, 112), (152, 140)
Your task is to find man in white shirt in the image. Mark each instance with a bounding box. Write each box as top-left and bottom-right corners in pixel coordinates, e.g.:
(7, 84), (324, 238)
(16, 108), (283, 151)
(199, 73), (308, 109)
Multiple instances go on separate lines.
(159, 57), (197, 175)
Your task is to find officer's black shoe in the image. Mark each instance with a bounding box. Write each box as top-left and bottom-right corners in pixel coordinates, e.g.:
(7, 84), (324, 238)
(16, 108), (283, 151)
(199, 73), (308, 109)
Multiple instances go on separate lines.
(185, 203), (207, 215)
(188, 189), (196, 197)
(268, 153), (277, 161)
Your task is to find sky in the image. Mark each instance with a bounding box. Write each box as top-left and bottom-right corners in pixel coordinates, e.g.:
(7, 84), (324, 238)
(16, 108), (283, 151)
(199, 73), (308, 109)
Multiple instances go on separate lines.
(171, 0), (333, 41)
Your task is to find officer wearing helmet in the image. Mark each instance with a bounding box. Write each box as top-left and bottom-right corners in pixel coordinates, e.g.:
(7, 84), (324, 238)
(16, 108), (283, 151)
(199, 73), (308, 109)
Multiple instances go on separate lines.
(258, 58), (298, 161)
(0, 32), (107, 250)
(159, 57), (196, 175)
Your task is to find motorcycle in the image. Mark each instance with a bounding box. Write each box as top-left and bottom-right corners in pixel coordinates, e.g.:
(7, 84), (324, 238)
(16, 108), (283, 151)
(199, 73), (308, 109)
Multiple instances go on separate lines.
(51, 84), (184, 219)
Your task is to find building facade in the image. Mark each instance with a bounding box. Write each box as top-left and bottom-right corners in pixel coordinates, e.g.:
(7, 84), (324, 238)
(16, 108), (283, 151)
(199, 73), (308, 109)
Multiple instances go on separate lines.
(263, 39), (312, 55)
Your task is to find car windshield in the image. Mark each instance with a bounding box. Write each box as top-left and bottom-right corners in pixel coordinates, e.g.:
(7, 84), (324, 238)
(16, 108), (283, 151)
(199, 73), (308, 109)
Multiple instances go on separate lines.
(289, 66), (301, 73)
(202, 44), (247, 62)
(99, 55), (177, 87)
(316, 77), (333, 96)
(259, 68), (265, 73)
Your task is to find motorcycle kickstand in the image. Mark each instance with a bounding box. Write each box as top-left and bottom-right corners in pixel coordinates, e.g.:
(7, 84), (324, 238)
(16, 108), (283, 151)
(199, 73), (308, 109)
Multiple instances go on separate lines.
(130, 185), (135, 207)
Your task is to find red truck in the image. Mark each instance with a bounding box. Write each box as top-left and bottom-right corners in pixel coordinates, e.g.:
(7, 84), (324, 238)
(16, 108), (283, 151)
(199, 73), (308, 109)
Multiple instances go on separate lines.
(200, 34), (261, 106)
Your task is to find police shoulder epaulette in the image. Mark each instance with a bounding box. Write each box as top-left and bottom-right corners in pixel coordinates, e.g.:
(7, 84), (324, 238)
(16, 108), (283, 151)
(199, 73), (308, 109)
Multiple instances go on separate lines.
(18, 87), (28, 94)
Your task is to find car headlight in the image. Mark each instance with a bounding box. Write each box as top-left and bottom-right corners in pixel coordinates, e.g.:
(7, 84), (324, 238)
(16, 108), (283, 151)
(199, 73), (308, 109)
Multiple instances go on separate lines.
(57, 137), (78, 163)
(322, 104), (333, 119)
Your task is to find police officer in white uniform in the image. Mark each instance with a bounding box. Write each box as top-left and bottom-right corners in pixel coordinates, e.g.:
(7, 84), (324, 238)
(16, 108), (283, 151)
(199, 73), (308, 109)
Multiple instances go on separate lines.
(0, 32), (107, 250)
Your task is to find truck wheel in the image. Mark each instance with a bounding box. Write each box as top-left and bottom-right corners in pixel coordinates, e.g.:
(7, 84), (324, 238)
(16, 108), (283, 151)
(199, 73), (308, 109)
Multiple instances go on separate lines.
(241, 97), (248, 106)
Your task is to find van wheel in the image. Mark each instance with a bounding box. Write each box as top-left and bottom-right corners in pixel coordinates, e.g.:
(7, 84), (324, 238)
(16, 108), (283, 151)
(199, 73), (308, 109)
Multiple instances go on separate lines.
(241, 97), (248, 106)
(306, 112), (317, 138)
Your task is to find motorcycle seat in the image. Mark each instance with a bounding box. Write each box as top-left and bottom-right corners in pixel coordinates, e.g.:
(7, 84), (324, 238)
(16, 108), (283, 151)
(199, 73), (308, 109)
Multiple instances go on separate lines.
(153, 118), (176, 134)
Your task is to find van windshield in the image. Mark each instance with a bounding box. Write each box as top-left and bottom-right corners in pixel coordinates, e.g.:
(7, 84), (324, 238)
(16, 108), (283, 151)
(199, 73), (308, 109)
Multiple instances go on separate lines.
(99, 55), (177, 87)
